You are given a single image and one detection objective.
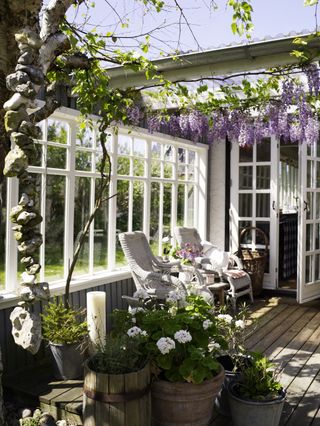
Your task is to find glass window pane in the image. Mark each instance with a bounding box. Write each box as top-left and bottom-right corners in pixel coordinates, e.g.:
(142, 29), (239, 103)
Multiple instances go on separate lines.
(239, 146), (253, 162)
(151, 159), (160, 177)
(118, 135), (131, 155)
(187, 185), (195, 226)
(117, 157), (130, 175)
(132, 181), (144, 231)
(188, 165), (195, 181)
(178, 148), (186, 163)
(239, 166), (252, 189)
(257, 138), (271, 162)
(316, 223), (320, 251)
(45, 175), (65, 281)
(163, 184), (172, 236)
(239, 194), (252, 217)
(307, 192), (314, 220)
(150, 182), (160, 255)
(133, 138), (145, 157)
(76, 151), (92, 171)
(317, 161), (320, 188)
(133, 159), (145, 177)
(165, 145), (174, 161)
(164, 163), (173, 179)
(73, 177), (91, 277)
(256, 166), (270, 189)
(307, 160), (313, 188)
(95, 151), (111, 175)
(0, 183), (6, 290)
(47, 146), (66, 169)
(255, 222), (270, 246)
(188, 151), (196, 165)
(94, 179), (108, 272)
(177, 184), (185, 226)
(116, 180), (129, 266)
(306, 224), (313, 251)
(151, 142), (161, 158)
(256, 194), (270, 217)
(178, 165), (186, 180)
(76, 127), (93, 147)
(316, 193), (320, 218)
(305, 255), (312, 284)
(47, 119), (69, 144)
(316, 254), (320, 281)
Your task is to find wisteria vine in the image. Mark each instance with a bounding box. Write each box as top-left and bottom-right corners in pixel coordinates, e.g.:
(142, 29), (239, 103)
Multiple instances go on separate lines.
(127, 63), (320, 147)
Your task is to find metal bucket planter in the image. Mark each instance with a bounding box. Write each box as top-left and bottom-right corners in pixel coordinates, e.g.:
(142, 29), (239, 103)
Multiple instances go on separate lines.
(228, 381), (286, 426)
(215, 355), (252, 416)
(83, 361), (151, 426)
(49, 342), (84, 380)
(151, 365), (225, 426)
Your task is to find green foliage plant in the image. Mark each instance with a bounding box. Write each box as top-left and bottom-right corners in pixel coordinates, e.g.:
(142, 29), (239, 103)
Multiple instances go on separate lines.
(41, 298), (88, 344)
(112, 293), (228, 384)
(89, 333), (147, 374)
(235, 352), (283, 401)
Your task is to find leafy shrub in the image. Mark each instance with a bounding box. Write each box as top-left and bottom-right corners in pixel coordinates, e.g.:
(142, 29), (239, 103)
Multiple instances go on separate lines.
(41, 299), (88, 344)
(236, 352), (283, 400)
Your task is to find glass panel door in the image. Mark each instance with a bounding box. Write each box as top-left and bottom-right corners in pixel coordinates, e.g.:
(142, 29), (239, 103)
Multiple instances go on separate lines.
(298, 139), (320, 302)
(230, 137), (278, 289)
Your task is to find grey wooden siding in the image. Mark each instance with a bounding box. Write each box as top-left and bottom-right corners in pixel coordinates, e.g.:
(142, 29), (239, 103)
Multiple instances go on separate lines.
(0, 278), (135, 377)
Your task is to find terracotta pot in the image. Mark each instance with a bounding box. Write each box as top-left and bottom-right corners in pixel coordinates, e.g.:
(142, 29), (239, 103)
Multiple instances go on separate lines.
(151, 365), (225, 426)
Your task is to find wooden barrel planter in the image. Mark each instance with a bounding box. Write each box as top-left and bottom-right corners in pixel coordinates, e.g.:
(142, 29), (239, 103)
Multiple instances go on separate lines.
(151, 365), (225, 426)
(83, 361), (151, 426)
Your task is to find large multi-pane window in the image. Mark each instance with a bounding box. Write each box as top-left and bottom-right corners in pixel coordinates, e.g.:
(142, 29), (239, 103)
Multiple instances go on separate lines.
(1, 108), (207, 292)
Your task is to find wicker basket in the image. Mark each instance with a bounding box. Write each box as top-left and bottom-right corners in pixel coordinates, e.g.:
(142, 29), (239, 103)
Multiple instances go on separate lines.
(237, 227), (269, 296)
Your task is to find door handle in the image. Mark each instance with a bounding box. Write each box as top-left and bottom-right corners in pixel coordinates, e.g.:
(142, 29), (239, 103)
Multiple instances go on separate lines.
(272, 201), (276, 210)
(304, 201), (309, 212)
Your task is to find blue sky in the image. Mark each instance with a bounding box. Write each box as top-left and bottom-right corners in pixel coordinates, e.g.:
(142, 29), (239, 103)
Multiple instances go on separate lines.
(67, 0), (318, 55)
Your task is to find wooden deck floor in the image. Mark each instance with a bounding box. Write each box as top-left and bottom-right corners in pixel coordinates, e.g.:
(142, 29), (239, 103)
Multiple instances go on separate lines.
(4, 296), (320, 425)
(212, 296), (320, 426)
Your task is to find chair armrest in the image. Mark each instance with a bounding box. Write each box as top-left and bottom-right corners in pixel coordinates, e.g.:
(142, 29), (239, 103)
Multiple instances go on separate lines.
(228, 253), (244, 270)
(201, 241), (218, 257)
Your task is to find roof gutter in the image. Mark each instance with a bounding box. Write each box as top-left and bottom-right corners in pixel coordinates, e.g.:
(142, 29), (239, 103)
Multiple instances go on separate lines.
(107, 34), (320, 89)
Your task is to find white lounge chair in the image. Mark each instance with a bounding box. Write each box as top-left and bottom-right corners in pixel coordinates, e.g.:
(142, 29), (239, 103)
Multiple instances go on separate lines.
(174, 227), (254, 309)
(119, 231), (213, 302)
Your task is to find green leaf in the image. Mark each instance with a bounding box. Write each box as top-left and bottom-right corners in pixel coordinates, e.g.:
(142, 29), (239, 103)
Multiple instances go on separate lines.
(304, 0), (318, 6)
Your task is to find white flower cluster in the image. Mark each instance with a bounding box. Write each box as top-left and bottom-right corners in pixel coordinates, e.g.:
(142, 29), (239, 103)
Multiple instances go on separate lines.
(208, 340), (221, 352)
(203, 319), (213, 330)
(235, 319), (245, 329)
(127, 326), (147, 338)
(217, 314), (233, 324)
(133, 289), (150, 299)
(157, 337), (176, 354)
(174, 329), (192, 344)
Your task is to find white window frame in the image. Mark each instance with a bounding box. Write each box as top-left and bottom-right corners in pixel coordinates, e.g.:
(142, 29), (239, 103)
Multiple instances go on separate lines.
(1, 106), (208, 301)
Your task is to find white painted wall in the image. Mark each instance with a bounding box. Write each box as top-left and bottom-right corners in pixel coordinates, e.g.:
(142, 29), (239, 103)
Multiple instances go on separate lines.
(207, 141), (226, 249)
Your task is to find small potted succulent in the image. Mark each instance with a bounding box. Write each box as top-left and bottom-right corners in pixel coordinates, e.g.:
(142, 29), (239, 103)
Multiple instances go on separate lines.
(41, 298), (88, 380)
(228, 352), (286, 426)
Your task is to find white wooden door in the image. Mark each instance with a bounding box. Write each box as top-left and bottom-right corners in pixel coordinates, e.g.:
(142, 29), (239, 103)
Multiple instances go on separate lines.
(297, 139), (320, 303)
(230, 137), (278, 289)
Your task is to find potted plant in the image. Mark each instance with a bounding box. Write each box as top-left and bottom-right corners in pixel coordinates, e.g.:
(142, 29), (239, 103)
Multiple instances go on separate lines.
(228, 352), (286, 426)
(215, 304), (252, 416)
(83, 333), (151, 426)
(112, 290), (227, 426)
(41, 298), (88, 380)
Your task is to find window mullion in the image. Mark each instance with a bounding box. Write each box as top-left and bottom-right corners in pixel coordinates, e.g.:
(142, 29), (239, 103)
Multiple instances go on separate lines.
(172, 146), (178, 238)
(144, 138), (151, 240)
(108, 132), (118, 270)
(64, 121), (76, 280)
